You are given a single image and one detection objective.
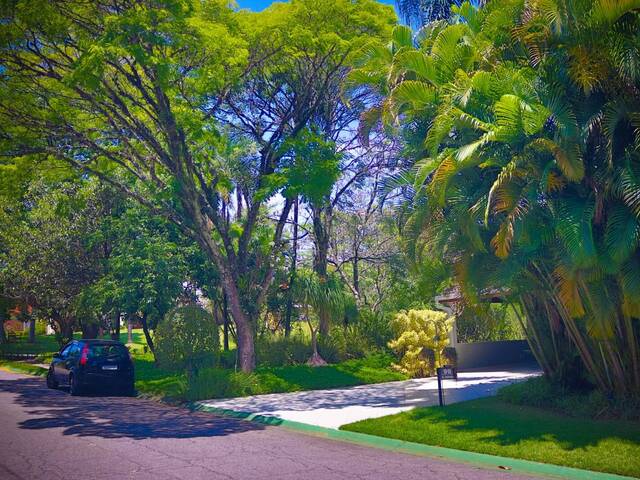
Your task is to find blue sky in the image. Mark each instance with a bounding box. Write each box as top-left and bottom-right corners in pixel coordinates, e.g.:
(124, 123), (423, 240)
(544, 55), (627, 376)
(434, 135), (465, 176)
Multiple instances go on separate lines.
(236, 0), (396, 12)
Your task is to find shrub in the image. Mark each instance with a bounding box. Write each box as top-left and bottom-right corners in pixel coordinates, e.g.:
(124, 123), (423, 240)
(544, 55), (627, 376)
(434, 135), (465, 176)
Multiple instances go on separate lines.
(355, 309), (393, 349)
(256, 333), (311, 367)
(498, 376), (640, 420)
(317, 329), (346, 363)
(456, 304), (523, 343)
(318, 325), (371, 362)
(35, 320), (47, 336)
(388, 309), (453, 378)
(154, 305), (219, 378)
(184, 368), (262, 401)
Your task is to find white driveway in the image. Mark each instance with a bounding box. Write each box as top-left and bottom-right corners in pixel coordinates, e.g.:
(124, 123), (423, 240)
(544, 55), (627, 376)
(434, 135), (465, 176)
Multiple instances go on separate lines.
(197, 364), (541, 429)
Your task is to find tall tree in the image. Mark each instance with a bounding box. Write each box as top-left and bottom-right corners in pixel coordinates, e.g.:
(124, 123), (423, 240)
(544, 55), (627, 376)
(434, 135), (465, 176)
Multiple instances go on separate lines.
(357, 0), (640, 397)
(396, 0), (457, 27)
(0, 0), (395, 371)
(0, 176), (108, 343)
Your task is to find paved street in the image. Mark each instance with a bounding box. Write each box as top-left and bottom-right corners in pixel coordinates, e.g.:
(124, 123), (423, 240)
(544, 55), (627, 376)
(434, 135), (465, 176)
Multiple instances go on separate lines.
(0, 369), (542, 480)
(200, 363), (540, 429)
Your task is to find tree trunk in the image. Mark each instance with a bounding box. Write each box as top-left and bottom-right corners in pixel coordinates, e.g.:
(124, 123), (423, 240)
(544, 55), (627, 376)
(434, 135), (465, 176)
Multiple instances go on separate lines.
(306, 314), (327, 367)
(0, 307), (6, 345)
(140, 313), (155, 353)
(81, 323), (99, 339)
(284, 197), (299, 337)
(187, 200), (271, 372)
(127, 316), (133, 344)
(353, 249), (360, 297)
(222, 294), (230, 351)
(111, 313), (121, 341)
(27, 316), (35, 343)
(195, 219), (256, 372)
(312, 206), (332, 336)
(222, 276), (255, 372)
(60, 320), (73, 345)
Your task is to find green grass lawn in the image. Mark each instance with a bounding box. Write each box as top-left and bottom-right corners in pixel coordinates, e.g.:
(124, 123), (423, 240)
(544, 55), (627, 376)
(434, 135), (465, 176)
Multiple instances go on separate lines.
(0, 333), (61, 355)
(341, 396), (640, 478)
(256, 354), (406, 393)
(0, 359), (48, 376)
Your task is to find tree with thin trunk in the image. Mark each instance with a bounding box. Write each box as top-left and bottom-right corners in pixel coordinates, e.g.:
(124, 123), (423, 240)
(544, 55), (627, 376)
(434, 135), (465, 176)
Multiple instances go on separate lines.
(283, 197), (299, 337)
(294, 270), (350, 366)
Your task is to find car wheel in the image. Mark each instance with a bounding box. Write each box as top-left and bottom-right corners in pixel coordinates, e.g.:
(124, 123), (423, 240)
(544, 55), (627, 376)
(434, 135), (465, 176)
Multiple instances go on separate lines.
(122, 383), (136, 397)
(69, 373), (82, 396)
(46, 367), (58, 389)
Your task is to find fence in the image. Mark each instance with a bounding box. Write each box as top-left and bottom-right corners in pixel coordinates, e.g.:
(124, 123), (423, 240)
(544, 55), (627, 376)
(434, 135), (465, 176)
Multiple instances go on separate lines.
(0, 352), (39, 361)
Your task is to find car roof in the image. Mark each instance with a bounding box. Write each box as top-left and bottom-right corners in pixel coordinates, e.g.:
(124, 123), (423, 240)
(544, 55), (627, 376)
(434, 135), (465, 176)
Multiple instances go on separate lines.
(77, 339), (125, 345)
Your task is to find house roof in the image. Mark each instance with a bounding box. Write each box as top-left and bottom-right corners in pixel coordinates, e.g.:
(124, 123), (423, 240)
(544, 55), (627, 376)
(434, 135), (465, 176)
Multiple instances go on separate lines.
(435, 285), (508, 305)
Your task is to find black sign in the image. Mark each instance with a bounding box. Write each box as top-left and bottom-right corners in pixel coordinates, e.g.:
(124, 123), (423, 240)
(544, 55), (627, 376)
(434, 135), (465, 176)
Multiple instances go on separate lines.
(436, 365), (458, 406)
(438, 366), (457, 380)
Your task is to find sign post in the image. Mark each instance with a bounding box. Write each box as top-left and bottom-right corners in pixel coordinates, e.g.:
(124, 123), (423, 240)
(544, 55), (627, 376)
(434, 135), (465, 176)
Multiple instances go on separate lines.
(436, 365), (457, 407)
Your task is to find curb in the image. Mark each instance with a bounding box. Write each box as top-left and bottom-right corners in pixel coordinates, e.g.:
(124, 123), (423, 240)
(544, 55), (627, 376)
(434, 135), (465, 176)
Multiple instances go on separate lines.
(191, 403), (636, 480)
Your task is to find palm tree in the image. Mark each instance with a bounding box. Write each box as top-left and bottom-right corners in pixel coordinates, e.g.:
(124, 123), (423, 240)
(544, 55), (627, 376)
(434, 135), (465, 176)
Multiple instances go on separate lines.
(295, 270), (349, 366)
(358, 0), (640, 397)
(396, 0), (457, 27)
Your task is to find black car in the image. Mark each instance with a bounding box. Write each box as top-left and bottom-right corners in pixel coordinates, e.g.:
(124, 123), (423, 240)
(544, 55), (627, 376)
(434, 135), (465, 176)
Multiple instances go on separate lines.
(46, 339), (135, 396)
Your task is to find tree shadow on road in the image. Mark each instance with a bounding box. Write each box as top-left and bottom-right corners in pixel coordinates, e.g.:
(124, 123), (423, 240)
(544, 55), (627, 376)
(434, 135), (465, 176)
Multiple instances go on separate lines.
(0, 376), (263, 440)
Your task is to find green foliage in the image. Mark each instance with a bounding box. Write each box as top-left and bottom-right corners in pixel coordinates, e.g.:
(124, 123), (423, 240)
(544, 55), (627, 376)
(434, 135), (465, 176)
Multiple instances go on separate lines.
(274, 129), (341, 205)
(184, 368), (262, 401)
(154, 305), (220, 377)
(499, 376), (640, 421)
(294, 269), (351, 322)
(388, 309), (453, 378)
(0, 177), (111, 340)
(0, 0), (396, 373)
(456, 304), (524, 343)
(353, 309), (394, 350)
(256, 333), (311, 367)
(80, 203), (195, 331)
(318, 326), (370, 363)
(34, 320), (47, 336)
(355, 0), (640, 397)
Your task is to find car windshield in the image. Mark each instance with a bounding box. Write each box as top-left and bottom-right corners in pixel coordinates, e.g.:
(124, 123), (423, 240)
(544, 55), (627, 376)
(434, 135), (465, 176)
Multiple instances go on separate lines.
(89, 344), (129, 360)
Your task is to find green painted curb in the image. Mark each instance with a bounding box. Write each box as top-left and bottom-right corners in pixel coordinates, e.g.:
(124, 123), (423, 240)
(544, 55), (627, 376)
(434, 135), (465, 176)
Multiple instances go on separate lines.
(190, 403), (637, 480)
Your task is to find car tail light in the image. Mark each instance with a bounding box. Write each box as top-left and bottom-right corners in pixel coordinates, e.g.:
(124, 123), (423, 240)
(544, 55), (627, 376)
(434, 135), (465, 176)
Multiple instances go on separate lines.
(80, 343), (89, 366)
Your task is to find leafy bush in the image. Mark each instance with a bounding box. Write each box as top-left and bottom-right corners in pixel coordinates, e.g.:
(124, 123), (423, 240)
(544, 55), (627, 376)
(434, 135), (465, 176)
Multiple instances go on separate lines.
(355, 309), (393, 349)
(154, 305), (219, 377)
(388, 309), (453, 378)
(35, 320), (47, 336)
(456, 304), (524, 343)
(256, 333), (311, 367)
(498, 376), (640, 421)
(184, 368), (262, 401)
(317, 328), (347, 363)
(318, 325), (371, 363)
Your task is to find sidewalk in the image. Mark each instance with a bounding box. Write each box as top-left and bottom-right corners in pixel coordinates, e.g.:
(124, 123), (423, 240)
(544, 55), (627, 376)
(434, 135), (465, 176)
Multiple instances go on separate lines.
(197, 363), (540, 429)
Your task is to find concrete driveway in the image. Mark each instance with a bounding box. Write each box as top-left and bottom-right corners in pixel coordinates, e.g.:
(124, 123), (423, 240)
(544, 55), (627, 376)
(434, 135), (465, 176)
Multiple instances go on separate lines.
(198, 363), (540, 429)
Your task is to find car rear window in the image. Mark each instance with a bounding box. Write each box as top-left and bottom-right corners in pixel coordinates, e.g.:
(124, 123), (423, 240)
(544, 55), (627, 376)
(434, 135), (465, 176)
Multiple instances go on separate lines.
(89, 344), (129, 360)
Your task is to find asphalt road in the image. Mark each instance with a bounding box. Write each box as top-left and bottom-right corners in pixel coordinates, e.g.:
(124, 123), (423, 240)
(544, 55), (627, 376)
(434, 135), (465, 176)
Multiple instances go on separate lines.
(0, 369), (540, 480)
